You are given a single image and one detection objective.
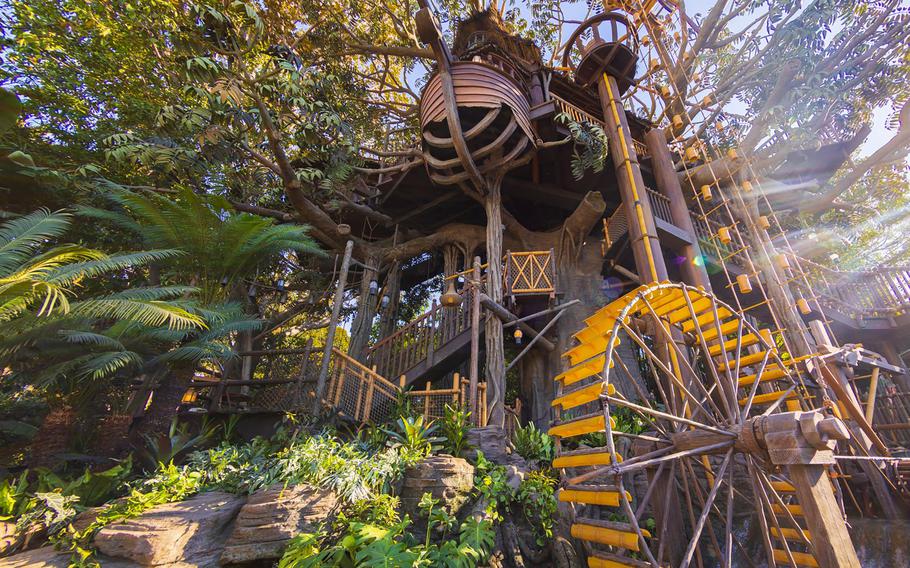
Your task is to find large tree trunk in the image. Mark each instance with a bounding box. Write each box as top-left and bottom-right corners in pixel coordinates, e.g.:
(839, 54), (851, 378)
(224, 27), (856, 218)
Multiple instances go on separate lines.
(377, 261), (401, 340)
(484, 182), (506, 428)
(348, 252), (380, 358)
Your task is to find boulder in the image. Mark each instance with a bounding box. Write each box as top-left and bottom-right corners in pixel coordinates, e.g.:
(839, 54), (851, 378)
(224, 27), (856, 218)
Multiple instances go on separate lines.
(220, 484), (338, 565)
(93, 491), (245, 566)
(400, 455), (474, 518)
(0, 545), (69, 567)
(0, 521), (17, 556)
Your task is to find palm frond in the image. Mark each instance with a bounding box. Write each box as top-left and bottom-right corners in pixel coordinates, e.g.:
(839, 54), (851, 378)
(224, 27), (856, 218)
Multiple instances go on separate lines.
(95, 285), (198, 301)
(74, 205), (143, 235)
(58, 330), (126, 350)
(0, 209), (72, 274)
(46, 249), (185, 286)
(71, 297), (206, 330)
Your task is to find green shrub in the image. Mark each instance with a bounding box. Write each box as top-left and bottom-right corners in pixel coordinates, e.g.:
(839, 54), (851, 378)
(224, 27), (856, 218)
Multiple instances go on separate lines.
(515, 470), (557, 546)
(512, 422), (555, 465)
(440, 404), (473, 457)
(383, 415), (444, 460)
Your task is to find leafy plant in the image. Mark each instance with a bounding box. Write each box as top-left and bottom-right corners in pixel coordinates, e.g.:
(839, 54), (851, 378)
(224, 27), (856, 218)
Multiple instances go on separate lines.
(0, 471), (31, 520)
(473, 451), (513, 517)
(515, 470), (558, 546)
(383, 415), (444, 460)
(512, 421), (555, 465)
(137, 418), (217, 470)
(555, 112), (610, 180)
(440, 403), (472, 457)
(36, 458), (132, 507)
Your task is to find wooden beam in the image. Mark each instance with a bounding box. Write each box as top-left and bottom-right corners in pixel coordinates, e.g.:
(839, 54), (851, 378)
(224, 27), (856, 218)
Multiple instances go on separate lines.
(314, 240), (353, 413)
(478, 293), (555, 352)
(392, 190), (460, 224)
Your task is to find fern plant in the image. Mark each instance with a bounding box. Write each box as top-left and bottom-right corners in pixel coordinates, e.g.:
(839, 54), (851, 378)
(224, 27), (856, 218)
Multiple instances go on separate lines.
(555, 112), (611, 180)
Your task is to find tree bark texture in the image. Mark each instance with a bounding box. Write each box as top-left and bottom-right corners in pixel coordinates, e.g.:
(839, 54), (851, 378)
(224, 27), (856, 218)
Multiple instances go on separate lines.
(484, 181), (506, 428)
(348, 251), (380, 358)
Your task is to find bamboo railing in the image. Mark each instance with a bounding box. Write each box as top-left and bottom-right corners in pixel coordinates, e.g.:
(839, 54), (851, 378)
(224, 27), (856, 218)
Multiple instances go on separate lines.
(326, 348), (488, 426)
(504, 250), (556, 296)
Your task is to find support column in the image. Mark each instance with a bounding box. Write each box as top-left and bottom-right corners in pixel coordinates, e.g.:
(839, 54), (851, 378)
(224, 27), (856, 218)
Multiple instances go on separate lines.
(348, 252), (380, 358)
(645, 127), (711, 290)
(597, 74), (668, 284)
(314, 240), (353, 413)
(485, 181), (506, 428)
(377, 262), (401, 340)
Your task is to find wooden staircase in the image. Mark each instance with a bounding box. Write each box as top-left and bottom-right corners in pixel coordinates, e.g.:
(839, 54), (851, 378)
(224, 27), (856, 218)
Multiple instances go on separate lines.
(364, 289), (476, 386)
(550, 284), (827, 567)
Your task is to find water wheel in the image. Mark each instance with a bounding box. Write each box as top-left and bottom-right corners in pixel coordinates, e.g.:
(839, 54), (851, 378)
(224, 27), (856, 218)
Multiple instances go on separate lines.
(550, 282), (859, 568)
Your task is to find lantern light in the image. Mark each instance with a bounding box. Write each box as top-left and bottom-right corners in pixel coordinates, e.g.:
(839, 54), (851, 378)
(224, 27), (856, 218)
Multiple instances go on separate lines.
(440, 279), (462, 308)
(368, 280), (379, 295)
(758, 216), (771, 230)
(741, 180), (753, 192)
(220, 275), (229, 287)
(514, 328), (523, 345)
(700, 184), (713, 201)
(381, 295), (391, 309)
(737, 274), (752, 294)
(718, 226), (732, 244)
(797, 298), (811, 315)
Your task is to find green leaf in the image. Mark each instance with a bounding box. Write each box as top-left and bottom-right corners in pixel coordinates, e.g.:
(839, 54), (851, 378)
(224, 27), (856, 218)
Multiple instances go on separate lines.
(0, 89), (21, 134)
(6, 150), (35, 168)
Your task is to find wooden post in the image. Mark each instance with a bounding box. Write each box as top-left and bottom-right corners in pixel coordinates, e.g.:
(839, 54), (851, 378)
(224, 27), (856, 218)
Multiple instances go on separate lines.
(865, 367), (880, 422)
(788, 465), (861, 568)
(427, 299), (437, 365)
(314, 240), (354, 413)
(484, 180), (506, 428)
(424, 381), (432, 418)
(469, 256), (481, 419)
(597, 74), (667, 284)
(452, 373), (460, 405)
(644, 127), (711, 290)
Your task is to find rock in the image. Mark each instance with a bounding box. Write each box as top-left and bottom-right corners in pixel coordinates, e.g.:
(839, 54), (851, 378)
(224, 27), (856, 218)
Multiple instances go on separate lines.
(0, 521), (17, 556)
(0, 545), (69, 567)
(466, 426), (511, 463)
(93, 491), (245, 566)
(400, 455), (475, 518)
(220, 483), (338, 565)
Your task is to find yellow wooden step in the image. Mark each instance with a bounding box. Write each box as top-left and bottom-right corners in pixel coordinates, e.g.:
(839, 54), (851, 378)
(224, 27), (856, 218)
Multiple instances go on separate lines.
(666, 296), (713, 324)
(553, 447), (623, 468)
(549, 413), (616, 438)
(565, 335), (621, 365)
(772, 549), (818, 567)
(574, 325), (611, 345)
(555, 355), (612, 386)
(552, 382), (615, 410)
(770, 527), (812, 542)
(558, 484), (631, 507)
(737, 365), (788, 388)
(719, 350), (775, 371)
(771, 503), (804, 517)
(571, 519), (651, 551)
(739, 390), (798, 407)
(588, 551), (654, 568)
(708, 333), (762, 356)
(699, 318), (742, 342)
(771, 481), (796, 493)
(678, 305), (733, 331)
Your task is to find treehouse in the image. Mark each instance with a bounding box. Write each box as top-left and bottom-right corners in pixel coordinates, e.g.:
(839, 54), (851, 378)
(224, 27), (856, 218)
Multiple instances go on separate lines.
(182, 5), (910, 568)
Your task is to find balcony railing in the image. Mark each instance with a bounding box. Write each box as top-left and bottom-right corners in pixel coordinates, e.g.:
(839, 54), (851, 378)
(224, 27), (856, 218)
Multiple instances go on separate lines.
(504, 250), (557, 296)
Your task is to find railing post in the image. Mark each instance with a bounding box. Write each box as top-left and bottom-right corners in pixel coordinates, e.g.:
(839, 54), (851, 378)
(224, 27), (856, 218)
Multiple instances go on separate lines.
(427, 300), (437, 365)
(452, 373), (460, 405)
(424, 381), (432, 419)
(315, 240), (354, 413)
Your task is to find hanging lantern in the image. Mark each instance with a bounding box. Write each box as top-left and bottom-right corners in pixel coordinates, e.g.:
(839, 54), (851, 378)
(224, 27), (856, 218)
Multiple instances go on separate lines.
(701, 94), (713, 106)
(659, 85), (671, 97)
(685, 145), (699, 162)
(650, 58), (661, 71)
(277, 278), (288, 303)
(758, 216), (771, 230)
(672, 114), (684, 130)
(368, 279), (379, 295)
(737, 273), (752, 294)
(776, 254), (791, 270)
(220, 275), (229, 287)
(797, 298), (811, 315)
(727, 148), (738, 160)
(740, 180), (753, 192)
(716, 121), (725, 132)
(717, 226), (732, 244)
(440, 279), (462, 308)
(692, 73), (702, 83)
(700, 184), (713, 201)
(381, 295), (390, 309)
(642, 35), (651, 45)
(514, 328), (523, 345)
(181, 389), (198, 404)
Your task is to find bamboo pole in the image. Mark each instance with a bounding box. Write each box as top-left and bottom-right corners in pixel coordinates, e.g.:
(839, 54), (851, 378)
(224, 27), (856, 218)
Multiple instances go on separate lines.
(314, 240), (354, 413)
